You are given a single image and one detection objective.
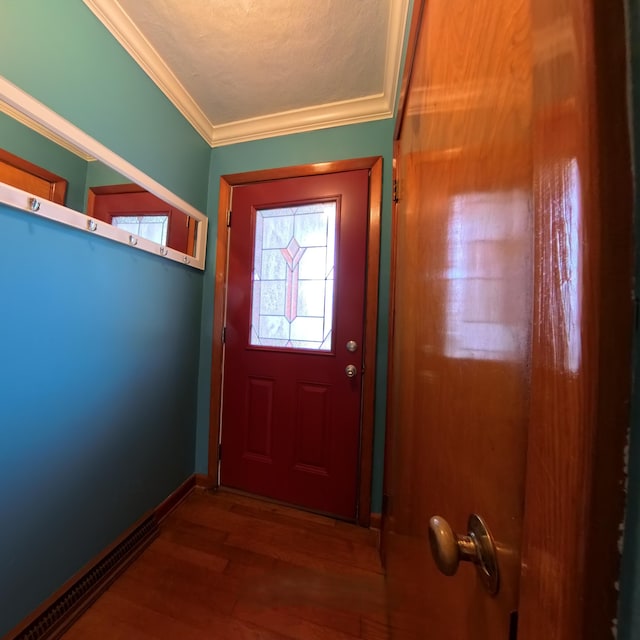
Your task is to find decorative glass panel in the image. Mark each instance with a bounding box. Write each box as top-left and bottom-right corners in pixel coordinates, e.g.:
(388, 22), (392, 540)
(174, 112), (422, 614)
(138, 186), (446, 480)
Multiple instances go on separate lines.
(111, 214), (169, 246)
(250, 202), (336, 351)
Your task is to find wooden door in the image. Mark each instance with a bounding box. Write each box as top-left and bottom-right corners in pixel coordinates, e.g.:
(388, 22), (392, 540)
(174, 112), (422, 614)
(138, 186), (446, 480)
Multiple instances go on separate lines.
(382, 0), (632, 638)
(220, 170), (369, 520)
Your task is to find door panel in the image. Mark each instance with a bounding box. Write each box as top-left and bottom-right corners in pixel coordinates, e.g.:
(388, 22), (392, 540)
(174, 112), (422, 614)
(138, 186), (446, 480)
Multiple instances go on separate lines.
(383, 0), (532, 637)
(221, 170), (369, 520)
(518, 1), (633, 637)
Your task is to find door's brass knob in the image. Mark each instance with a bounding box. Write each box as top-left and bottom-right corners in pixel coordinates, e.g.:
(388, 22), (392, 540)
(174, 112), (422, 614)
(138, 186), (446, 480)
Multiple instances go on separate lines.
(345, 364), (358, 378)
(428, 516), (464, 576)
(428, 514), (499, 595)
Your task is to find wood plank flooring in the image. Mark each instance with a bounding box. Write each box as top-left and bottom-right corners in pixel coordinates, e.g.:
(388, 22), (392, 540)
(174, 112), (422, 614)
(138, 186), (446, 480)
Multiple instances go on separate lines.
(62, 489), (389, 639)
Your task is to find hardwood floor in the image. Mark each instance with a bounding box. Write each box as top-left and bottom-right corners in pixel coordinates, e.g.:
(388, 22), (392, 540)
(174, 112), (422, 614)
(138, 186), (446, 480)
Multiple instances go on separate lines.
(62, 489), (389, 639)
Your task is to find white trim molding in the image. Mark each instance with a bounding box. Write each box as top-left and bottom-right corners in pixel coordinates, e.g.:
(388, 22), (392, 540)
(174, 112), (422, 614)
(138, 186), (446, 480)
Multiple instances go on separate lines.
(211, 93), (391, 147)
(0, 101), (95, 161)
(83, 0), (410, 147)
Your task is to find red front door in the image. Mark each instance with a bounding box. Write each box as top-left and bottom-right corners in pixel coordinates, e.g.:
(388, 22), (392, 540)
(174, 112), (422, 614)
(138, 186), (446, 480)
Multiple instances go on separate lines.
(220, 170), (369, 520)
(88, 187), (193, 254)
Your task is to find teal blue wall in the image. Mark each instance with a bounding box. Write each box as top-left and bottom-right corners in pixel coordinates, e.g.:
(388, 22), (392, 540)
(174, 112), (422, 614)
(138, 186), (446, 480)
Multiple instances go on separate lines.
(0, 208), (202, 634)
(618, 0), (640, 637)
(0, 1), (209, 635)
(85, 161), (130, 191)
(195, 120), (395, 513)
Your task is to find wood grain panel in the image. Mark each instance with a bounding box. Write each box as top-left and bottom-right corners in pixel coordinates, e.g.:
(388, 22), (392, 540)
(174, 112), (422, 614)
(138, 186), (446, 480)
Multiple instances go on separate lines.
(206, 178), (233, 488)
(518, 0), (633, 638)
(384, 0), (533, 636)
(0, 148), (67, 204)
(222, 157), (380, 186)
(0, 161), (53, 200)
(386, 0), (633, 637)
(358, 156), (383, 525)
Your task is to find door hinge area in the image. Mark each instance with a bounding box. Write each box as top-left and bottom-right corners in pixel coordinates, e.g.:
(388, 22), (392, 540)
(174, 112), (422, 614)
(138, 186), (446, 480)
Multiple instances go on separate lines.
(393, 179), (399, 203)
(226, 209), (232, 227)
(509, 610), (519, 640)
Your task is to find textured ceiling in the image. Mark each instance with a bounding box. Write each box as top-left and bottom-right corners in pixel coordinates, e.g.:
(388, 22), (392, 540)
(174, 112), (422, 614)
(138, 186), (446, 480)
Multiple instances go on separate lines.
(84, 0), (409, 146)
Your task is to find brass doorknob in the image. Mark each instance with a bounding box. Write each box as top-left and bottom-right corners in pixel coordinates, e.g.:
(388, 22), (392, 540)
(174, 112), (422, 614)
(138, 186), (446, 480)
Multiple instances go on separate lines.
(345, 364), (358, 378)
(428, 514), (499, 595)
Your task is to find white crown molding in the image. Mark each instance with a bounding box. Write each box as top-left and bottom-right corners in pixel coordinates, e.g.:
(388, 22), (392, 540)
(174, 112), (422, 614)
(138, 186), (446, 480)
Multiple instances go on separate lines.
(384, 0), (411, 115)
(83, 0), (409, 148)
(83, 0), (212, 142)
(211, 93), (392, 147)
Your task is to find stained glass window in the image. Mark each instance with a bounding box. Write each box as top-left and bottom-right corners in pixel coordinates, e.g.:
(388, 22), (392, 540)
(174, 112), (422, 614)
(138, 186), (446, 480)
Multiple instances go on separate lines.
(250, 202), (336, 351)
(111, 214), (169, 246)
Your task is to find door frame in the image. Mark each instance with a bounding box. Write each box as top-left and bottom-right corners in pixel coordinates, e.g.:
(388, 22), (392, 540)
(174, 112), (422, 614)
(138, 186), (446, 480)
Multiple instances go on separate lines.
(207, 156), (383, 527)
(386, 1), (633, 638)
(0, 147), (68, 205)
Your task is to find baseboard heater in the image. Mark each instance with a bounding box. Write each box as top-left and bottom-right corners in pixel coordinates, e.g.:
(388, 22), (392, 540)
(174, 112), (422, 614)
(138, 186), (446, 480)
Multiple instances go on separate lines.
(13, 516), (159, 640)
